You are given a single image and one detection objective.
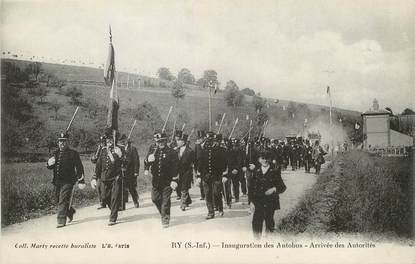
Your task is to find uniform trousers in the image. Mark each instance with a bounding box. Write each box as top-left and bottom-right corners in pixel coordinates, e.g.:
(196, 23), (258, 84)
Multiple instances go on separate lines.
(252, 202), (276, 239)
(151, 186), (173, 225)
(54, 183), (75, 225)
(203, 179), (223, 215)
(102, 178), (122, 222)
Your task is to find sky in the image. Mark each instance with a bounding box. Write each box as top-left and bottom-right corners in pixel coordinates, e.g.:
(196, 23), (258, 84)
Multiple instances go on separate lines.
(1, 0), (414, 113)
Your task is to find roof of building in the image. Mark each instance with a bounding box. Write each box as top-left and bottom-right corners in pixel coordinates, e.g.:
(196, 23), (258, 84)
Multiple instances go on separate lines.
(361, 109), (392, 116)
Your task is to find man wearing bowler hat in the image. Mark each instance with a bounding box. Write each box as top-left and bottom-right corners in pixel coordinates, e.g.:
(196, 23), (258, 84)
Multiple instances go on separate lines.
(144, 132), (179, 228)
(175, 133), (195, 211)
(47, 132), (85, 228)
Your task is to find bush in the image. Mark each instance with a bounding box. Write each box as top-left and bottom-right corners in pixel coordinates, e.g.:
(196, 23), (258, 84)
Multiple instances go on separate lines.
(278, 150), (413, 238)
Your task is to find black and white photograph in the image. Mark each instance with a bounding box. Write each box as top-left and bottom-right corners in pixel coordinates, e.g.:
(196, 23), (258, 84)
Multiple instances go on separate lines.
(1, 0), (414, 263)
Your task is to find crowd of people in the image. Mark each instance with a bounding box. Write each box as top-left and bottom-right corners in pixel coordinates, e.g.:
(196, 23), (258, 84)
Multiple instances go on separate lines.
(46, 127), (327, 238)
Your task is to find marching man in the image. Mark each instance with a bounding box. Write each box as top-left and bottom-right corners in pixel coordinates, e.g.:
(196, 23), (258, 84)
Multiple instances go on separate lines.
(91, 129), (125, 226)
(196, 131), (228, 219)
(47, 132), (85, 228)
(144, 132), (179, 228)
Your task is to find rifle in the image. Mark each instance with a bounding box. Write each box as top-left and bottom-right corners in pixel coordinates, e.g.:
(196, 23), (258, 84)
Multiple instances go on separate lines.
(152, 106), (173, 155)
(217, 113), (226, 134)
(127, 119), (137, 140)
(181, 123), (186, 132)
(162, 106), (173, 133)
(66, 106), (80, 132)
(228, 118), (239, 139)
(170, 118), (177, 142)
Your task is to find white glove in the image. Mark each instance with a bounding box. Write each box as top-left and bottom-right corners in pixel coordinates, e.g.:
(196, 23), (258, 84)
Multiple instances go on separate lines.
(196, 171), (201, 176)
(78, 183), (86, 190)
(250, 203), (255, 214)
(242, 167), (247, 172)
(249, 163), (255, 170)
(147, 154), (155, 162)
(265, 187), (276, 196)
(232, 169), (238, 174)
(144, 170), (149, 176)
(222, 177), (228, 183)
(47, 157), (56, 166)
(196, 177), (202, 186)
(272, 160), (276, 164)
(90, 179), (97, 189)
(170, 181), (178, 190)
(134, 173), (139, 177)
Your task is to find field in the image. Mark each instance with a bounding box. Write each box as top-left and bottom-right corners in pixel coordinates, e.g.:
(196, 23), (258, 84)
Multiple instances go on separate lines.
(1, 158), (153, 227)
(278, 150), (414, 238)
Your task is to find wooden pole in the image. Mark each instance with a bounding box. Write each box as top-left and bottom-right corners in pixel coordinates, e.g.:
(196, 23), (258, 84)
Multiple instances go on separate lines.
(208, 84), (212, 131)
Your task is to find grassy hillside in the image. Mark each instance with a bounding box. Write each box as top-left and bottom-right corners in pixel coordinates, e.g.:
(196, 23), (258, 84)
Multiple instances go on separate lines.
(2, 58), (361, 156)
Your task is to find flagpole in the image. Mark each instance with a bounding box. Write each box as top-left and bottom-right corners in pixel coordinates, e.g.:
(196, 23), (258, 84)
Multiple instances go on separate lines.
(328, 86), (333, 158)
(208, 83), (212, 131)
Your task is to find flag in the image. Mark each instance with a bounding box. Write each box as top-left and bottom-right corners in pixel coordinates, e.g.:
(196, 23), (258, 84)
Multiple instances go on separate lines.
(326, 86), (330, 95)
(106, 78), (119, 130)
(355, 122), (360, 130)
(214, 82), (218, 94)
(104, 26), (115, 86)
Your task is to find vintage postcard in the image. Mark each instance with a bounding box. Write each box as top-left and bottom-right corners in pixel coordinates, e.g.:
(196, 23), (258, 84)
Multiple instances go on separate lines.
(1, 0), (414, 263)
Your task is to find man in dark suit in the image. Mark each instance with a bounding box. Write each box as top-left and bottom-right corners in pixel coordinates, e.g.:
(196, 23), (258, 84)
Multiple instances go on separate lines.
(248, 150), (286, 239)
(196, 132), (228, 219)
(91, 130), (126, 226)
(47, 132), (85, 228)
(194, 131), (206, 200)
(176, 133), (195, 211)
(144, 132), (179, 228)
(122, 137), (140, 208)
(91, 135), (107, 209)
(227, 138), (244, 203)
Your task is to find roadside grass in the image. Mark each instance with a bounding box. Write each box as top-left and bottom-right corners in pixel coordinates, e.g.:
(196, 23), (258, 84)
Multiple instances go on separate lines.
(278, 150), (413, 238)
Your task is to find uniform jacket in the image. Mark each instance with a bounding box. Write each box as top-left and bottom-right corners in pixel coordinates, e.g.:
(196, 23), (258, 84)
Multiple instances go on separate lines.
(47, 148), (84, 186)
(145, 146), (178, 189)
(144, 143), (157, 170)
(227, 147), (244, 171)
(124, 144), (140, 178)
(176, 145), (195, 189)
(244, 143), (259, 170)
(95, 145), (125, 182)
(248, 165), (286, 210)
(304, 145), (313, 159)
(312, 146), (326, 164)
(197, 143), (228, 181)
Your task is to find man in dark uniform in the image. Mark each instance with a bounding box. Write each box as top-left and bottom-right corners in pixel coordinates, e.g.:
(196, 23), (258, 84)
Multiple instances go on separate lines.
(144, 132), (179, 228)
(91, 130), (125, 226)
(217, 134), (232, 209)
(248, 150), (286, 239)
(171, 130), (182, 200)
(228, 138), (244, 203)
(196, 131), (228, 219)
(194, 131), (206, 200)
(122, 137), (140, 208)
(243, 138), (259, 206)
(47, 132), (85, 228)
(176, 133), (195, 211)
(304, 139), (313, 173)
(91, 135), (107, 209)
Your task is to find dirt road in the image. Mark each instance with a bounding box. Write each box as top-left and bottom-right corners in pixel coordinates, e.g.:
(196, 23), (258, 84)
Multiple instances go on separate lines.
(1, 168), (318, 264)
